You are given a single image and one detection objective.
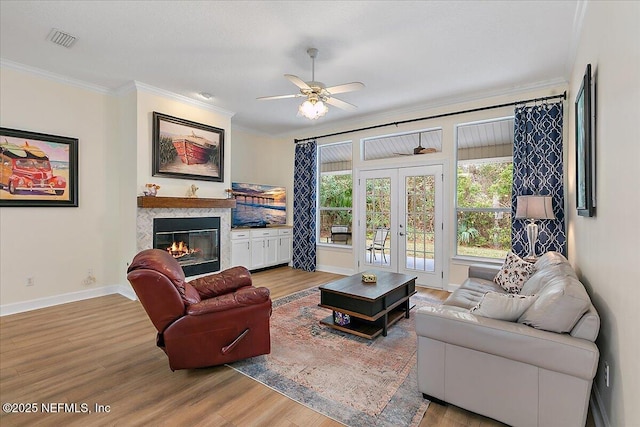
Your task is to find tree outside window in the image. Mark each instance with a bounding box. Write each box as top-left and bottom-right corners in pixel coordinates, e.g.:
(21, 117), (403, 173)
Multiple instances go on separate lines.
(456, 117), (514, 259)
(318, 142), (352, 244)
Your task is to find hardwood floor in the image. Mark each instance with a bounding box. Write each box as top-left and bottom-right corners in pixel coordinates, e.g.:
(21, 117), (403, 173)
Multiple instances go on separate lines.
(0, 267), (505, 427)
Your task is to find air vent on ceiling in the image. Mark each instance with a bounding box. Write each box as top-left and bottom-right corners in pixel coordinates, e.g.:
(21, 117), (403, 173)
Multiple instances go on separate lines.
(48, 28), (77, 48)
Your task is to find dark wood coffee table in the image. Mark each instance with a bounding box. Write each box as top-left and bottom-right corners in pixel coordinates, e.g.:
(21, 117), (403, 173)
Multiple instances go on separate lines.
(318, 270), (417, 339)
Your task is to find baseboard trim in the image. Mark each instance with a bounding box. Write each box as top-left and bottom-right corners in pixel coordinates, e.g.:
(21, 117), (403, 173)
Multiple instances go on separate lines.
(0, 284), (137, 316)
(590, 383), (611, 427)
(315, 264), (355, 276)
(445, 283), (460, 293)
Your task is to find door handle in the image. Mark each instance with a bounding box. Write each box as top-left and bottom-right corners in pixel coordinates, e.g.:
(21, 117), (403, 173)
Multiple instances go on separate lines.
(399, 232), (405, 236)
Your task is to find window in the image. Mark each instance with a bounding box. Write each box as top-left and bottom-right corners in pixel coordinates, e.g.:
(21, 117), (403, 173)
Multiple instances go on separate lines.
(456, 117), (514, 259)
(318, 142), (353, 245)
(362, 128), (442, 161)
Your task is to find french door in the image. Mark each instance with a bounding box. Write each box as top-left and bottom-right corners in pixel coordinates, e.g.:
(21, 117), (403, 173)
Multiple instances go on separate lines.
(358, 165), (443, 288)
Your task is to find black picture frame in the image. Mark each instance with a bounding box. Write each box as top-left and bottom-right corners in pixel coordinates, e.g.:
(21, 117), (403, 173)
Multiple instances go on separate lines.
(0, 127), (78, 207)
(575, 64), (595, 217)
(152, 112), (224, 182)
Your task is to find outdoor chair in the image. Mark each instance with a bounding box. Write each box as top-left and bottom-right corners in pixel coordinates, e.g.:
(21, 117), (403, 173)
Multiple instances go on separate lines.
(367, 228), (390, 262)
(330, 225), (350, 244)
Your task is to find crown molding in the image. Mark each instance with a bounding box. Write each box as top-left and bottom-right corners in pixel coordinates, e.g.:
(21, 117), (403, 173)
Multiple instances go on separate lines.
(566, 0), (589, 77)
(1, 59), (236, 117)
(123, 81), (236, 118)
(0, 58), (111, 94)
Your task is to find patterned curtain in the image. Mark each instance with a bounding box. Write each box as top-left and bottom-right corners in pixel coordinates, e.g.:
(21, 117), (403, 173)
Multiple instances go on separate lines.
(511, 102), (566, 256)
(292, 140), (317, 271)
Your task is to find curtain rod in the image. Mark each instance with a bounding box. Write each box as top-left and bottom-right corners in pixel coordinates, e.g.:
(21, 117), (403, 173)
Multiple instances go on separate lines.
(294, 91), (566, 144)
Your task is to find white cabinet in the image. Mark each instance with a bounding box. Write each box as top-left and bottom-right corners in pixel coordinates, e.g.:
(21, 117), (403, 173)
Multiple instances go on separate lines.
(230, 230), (251, 268)
(231, 227), (292, 271)
(250, 229), (278, 270)
(277, 228), (292, 264)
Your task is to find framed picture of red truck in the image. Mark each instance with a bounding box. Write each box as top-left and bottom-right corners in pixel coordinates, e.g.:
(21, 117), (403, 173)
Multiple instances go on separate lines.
(0, 127), (78, 207)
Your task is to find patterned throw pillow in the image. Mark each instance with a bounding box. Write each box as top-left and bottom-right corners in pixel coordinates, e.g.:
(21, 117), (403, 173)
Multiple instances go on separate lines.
(494, 251), (536, 294)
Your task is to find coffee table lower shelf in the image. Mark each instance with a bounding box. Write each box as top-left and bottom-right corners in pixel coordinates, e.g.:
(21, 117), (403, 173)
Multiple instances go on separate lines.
(320, 306), (409, 340)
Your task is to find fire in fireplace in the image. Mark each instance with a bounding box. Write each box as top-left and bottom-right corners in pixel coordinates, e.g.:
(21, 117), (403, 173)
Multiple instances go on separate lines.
(153, 217), (220, 276)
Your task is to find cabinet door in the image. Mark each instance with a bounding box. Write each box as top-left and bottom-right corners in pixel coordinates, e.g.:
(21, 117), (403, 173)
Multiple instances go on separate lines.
(265, 236), (278, 265)
(231, 239), (251, 268)
(250, 238), (266, 269)
(277, 235), (292, 264)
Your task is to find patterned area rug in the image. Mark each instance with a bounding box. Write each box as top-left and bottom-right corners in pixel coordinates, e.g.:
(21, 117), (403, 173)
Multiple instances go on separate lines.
(229, 287), (440, 427)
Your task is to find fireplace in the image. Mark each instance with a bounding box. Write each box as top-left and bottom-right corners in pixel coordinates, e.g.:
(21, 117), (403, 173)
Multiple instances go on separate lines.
(153, 217), (220, 276)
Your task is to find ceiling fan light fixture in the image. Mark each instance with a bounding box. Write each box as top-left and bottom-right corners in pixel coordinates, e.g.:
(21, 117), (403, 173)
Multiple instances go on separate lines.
(299, 98), (328, 120)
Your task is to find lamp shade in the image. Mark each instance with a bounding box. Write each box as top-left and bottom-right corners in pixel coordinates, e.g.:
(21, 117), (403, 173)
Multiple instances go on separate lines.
(299, 99), (328, 120)
(515, 195), (555, 220)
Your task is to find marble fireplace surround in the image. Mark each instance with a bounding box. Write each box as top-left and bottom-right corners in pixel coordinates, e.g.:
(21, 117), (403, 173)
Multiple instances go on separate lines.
(136, 197), (235, 277)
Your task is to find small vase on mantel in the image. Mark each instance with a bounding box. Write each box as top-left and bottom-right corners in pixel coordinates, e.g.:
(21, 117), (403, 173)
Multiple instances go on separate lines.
(144, 183), (160, 197)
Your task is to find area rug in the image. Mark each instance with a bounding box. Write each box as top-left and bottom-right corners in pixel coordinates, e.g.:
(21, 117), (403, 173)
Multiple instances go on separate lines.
(228, 287), (440, 427)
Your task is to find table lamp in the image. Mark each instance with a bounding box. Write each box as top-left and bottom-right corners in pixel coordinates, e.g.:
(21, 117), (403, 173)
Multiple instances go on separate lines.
(515, 195), (555, 261)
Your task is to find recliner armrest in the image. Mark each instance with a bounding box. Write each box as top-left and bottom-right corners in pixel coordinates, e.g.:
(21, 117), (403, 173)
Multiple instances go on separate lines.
(186, 286), (270, 315)
(189, 266), (253, 299)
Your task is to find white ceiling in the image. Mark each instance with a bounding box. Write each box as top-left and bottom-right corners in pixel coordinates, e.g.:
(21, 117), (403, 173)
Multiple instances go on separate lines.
(0, 1), (580, 137)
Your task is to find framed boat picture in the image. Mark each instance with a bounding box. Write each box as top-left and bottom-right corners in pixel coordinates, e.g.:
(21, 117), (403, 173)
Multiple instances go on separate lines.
(0, 127), (78, 207)
(152, 112), (224, 182)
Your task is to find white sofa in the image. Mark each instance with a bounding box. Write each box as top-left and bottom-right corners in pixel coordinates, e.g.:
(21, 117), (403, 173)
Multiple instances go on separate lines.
(415, 252), (599, 427)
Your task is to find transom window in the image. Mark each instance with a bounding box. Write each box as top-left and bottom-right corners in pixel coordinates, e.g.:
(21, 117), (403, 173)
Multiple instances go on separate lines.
(362, 128), (442, 161)
(318, 142), (353, 245)
(456, 117), (514, 259)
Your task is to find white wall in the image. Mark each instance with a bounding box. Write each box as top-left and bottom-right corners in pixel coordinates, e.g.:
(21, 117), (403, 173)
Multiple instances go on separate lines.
(0, 66), (121, 307)
(567, 2), (640, 425)
(0, 70), (235, 312)
(230, 128), (293, 224)
(133, 84), (233, 199)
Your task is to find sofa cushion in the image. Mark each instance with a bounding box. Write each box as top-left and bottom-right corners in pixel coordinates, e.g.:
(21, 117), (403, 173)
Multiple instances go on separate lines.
(534, 251), (569, 270)
(520, 262), (577, 295)
(468, 264), (501, 281)
(494, 251), (536, 294)
(518, 275), (591, 333)
(471, 292), (538, 321)
(444, 278), (504, 309)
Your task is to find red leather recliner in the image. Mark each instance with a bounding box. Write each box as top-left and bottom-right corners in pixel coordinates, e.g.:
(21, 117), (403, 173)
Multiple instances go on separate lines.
(126, 249), (271, 370)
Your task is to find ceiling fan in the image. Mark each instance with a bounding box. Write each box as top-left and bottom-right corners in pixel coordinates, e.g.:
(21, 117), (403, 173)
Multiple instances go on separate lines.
(395, 133), (438, 156)
(257, 48), (364, 119)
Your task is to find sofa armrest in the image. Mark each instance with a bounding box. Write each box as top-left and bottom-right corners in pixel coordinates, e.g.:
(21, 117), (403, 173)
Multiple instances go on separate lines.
(415, 306), (599, 380)
(468, 263), (501, 281)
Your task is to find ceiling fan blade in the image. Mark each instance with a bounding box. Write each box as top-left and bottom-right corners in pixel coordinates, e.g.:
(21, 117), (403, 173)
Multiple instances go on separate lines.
(414, 147), (437, 155)
(285, 74), (311, 90)
(325, 82), (365, 95)
(256, 94), (302, 101)
(325, 96), (358, 111)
